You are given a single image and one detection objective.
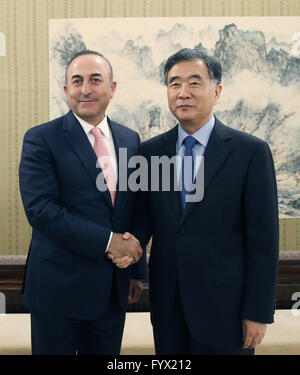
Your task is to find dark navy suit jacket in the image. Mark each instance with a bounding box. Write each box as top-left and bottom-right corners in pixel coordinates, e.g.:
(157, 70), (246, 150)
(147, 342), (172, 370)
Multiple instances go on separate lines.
(19, 110), (147, 319)
(133, 117), (279, 349)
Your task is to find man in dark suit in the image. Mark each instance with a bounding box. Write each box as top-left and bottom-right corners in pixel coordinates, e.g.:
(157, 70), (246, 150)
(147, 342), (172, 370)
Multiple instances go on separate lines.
(114, 48), (279, 355)
(19, 50), (146, 355)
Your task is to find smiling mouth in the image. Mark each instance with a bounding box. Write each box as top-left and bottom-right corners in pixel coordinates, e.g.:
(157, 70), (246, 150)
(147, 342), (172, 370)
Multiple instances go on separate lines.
(79, 99), (97, 103)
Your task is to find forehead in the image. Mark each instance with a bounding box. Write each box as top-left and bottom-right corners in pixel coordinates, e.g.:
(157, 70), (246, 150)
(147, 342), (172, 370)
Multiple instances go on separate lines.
(66, 54), (110, 78)
(168, 59), (209, 80)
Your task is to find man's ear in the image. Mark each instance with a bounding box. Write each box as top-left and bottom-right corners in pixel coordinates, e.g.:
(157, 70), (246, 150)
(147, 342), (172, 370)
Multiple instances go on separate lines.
(214, 84), (222, 102)
(110, 81), (117, 99)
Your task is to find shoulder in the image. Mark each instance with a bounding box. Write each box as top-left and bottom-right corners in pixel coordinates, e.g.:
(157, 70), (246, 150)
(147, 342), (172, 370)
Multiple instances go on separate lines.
(214, 117), (269, 150)
(108, 118), (139, 139)
(141, 126), (177, 151)
(24, 114), (65, 139)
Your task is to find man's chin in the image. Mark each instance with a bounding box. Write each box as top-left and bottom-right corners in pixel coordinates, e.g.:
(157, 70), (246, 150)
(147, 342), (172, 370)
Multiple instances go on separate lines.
(175, 115), (195, 123)
(78, 112), (94, 119)
(74, 111), (102, 125)
(77, 111), (97, 120)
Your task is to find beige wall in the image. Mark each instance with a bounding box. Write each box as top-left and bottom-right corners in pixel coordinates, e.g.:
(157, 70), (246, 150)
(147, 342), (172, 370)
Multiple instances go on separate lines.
(0, 0), (300, 255)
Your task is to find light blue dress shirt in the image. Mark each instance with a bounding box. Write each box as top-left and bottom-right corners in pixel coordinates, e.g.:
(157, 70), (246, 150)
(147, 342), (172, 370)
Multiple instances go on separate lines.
(176, 115), (215, 185)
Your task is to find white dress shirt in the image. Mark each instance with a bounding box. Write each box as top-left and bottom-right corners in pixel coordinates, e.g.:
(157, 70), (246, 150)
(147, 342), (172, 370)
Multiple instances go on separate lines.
(74, 113), (116, 251)
(74, 113), (118, 181)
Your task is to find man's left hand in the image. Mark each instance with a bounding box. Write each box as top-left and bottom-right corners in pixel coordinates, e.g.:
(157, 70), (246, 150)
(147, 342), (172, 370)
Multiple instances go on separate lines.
(242, 319), (267, 349)
(128, 279), (144, 304)
(107, 253), (133, 268)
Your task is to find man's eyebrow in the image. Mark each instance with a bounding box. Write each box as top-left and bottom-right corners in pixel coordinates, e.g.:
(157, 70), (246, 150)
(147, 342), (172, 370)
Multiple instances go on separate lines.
(71, 73), (103, 80)
(71, 74), (82, 81)
(90, 73), (103, 78)
(189, 74), (203, 80)
(168, 74), (203, 84)
(168, 75), (179, 84)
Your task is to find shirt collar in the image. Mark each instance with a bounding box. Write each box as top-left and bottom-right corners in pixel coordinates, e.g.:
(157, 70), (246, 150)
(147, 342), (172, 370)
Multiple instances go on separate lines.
(73, 113), (111, 139)
(177, 115), (215, 148)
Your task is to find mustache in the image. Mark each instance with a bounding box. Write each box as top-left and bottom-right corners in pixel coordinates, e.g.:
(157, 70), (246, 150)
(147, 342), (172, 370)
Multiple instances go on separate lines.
(78, 97), (98, 102)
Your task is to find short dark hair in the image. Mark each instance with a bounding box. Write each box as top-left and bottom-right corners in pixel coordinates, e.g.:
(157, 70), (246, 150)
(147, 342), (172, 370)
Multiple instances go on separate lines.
(65, 49), (114, 82)
(163, 48), (222, 86)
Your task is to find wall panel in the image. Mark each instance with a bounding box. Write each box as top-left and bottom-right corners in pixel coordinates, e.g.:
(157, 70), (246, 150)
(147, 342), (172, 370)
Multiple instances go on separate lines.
(0, 0), (299, 255)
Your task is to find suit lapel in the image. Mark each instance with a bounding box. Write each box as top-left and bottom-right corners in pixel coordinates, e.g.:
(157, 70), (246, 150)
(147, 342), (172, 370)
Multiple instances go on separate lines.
(178, 118), (233, 226)
(62, 111), (113, 207)
(203, 119), (232, 191)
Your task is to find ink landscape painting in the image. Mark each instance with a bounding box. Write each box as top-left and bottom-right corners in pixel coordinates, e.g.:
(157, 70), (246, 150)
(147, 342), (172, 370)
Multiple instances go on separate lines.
(49, 17), (300, 217)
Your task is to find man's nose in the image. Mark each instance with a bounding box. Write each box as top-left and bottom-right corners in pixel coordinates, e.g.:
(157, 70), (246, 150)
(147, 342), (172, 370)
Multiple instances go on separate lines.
(81, 81), (92, 95)
(178, 85), (191, 99)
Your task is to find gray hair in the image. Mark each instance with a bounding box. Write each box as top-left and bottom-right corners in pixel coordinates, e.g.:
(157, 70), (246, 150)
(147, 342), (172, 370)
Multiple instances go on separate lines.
(65, 49), (114, 83)
(164, 48), (222, 86)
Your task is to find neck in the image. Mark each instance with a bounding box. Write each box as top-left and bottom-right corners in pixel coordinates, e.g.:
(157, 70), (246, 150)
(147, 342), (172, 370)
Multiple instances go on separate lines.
(180, 114), (212, 135)
(78, 114), (105, 127)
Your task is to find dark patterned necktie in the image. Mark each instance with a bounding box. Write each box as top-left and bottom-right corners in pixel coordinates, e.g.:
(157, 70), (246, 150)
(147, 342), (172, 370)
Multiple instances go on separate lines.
(181, 135), (198, 210)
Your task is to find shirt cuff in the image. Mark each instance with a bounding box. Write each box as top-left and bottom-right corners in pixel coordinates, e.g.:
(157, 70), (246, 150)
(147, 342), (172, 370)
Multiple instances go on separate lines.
(105, 231), (113, 253)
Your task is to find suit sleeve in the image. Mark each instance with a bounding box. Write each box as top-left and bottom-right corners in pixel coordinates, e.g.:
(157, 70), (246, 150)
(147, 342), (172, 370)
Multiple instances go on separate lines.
(19, 128), (111, 263)
(131, 247), (148, 281)
(242, 140), (279, 323)
(131, 188), (153, 249)
(129, 137), (150, 281)
(127, 189), (151, 281)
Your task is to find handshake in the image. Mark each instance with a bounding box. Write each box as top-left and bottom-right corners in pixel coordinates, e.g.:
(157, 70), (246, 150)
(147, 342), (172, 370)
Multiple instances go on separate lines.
(106, 232), (143, 269)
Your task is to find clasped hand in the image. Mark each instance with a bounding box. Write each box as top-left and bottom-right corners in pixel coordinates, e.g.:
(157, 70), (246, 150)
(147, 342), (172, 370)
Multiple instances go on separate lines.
(106, 232), (141, 269)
